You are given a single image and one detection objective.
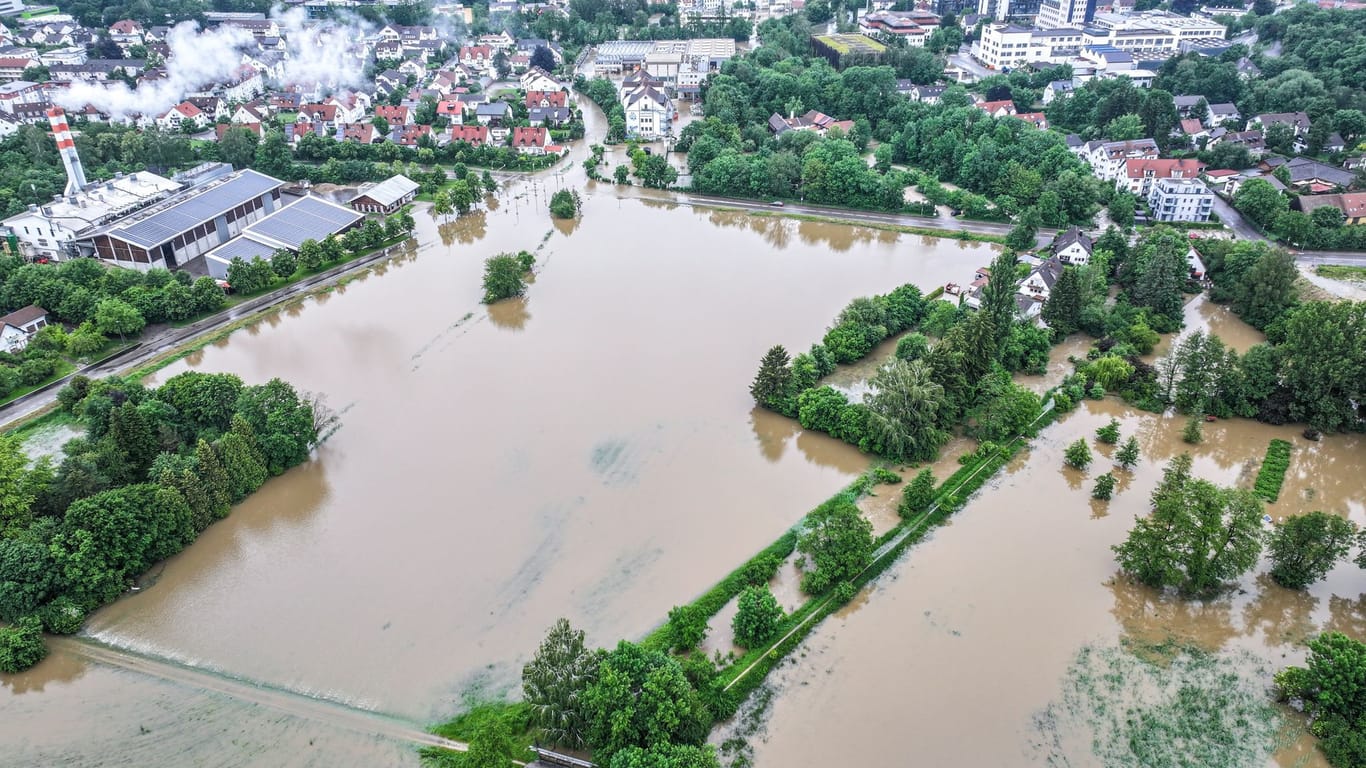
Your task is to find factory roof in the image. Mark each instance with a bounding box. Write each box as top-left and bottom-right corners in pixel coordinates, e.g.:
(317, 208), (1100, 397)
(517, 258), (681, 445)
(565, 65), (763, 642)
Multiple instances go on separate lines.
(350, 175), (420, 208)
(101, 169), (284, 248)
(242, 194), (362, 250)
(1, 171), (181, 233)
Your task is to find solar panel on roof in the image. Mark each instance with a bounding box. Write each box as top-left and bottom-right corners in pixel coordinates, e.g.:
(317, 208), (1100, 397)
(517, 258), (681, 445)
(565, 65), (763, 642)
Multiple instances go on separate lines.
(111, 171), (284, 248)
(244, 196), (362, 250)
(207, 234), (276, 263)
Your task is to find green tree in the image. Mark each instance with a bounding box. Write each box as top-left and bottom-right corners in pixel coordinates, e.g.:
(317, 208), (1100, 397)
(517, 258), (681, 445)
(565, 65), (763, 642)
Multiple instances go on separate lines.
(1105, 113), (1144, 140)
(1064, 438), (1092, 469)
(1108, 191), (1136, 229)
(1042, 266), (1084, 336)
(1005, 208), (1040, 252)
(894, 332), (929, 362)
(1182, 414), (1204, 444)
(1232, 249), (1297, 329)
(1112, 454), (1264, 595)
(666, 604), (708, 651)
(797, 499), (873, 595)
(270, 248), (297, 279)
(191, 276), (225, 313)
(1092, 472), (1117, 500)
(750, 345), (792, 408)
(732, 585), (784, 648)
(582, 642), (710, 764)
(1233, 178), (1288, 229)
(1116, 436), (1140, 469)
(465, 716), (515, 768)
(981, 249), (1022, 354)
(1274, 632), (1366, 768)
(0, 436), (35, 536)
(1268, 512), (1357, 590)
(217, 431), (267, 503)
(966, 371), (1040, 442)
(482, 253), (528, 303)
(523, 618), (598, 749)
(614, 165), (630, 184)
(899, 468), (936, 517)
(1278, 302), (1365, 432)
(864, 359), (950, 463)
(609, 744), (720, 768)
(253, 130), (294, 178)
(218, 126), (259, 169)
(194, 439), (232, 519)
(449, 179), (476, 214)
(93, 297), (145, 340)
(0, 616), (46, 673)
(108, 402), (158, 480)
(549, 189), (580, 219)
(297, 239), (324, 272)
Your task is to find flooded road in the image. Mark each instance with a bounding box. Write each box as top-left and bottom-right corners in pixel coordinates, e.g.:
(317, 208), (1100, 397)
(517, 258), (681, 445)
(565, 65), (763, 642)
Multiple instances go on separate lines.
(2, 181), (1005, 764)
(739, 398), (1363, 768)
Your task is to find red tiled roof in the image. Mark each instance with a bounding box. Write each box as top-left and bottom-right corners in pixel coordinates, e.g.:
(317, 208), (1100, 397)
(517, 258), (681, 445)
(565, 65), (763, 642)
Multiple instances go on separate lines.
(511, 126), (547, 147)
(524, 90), (566, 108)
(1124, 158), (1206, 180)
(216, 122), (262, 140)
(449, 124), (488, 144)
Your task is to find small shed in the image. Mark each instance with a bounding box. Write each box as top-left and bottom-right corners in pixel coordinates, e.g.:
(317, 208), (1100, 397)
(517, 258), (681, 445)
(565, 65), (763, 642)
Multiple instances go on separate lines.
(349, 175), (421, 215)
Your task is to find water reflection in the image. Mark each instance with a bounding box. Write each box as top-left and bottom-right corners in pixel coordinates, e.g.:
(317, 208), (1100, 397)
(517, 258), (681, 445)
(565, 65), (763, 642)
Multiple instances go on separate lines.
(438, 211), (488, 246)
(1242, 573), (1319, 649)
(1108, 572), (1239, 653)
(749, 407), (798, 463)
(487, 297), (531, 331)
(552, 215), (581, 237)
(1, 648), (89, 695)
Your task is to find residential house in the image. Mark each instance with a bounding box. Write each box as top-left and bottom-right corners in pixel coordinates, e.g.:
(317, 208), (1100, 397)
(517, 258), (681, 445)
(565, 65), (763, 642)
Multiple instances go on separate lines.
(436, 99), (467, 122)
(529, 106), (572, 127)
(1185, 245), (1207, 280)
(1281, 157), (1356, 191)
(976, 99), (1016, 118)
(0, 54), (40, 81)
(298, 103), (340, 131)
(375, 104), (412, 126)
(1120, 157), (1206, 196)
(1209, 128), (1266, 157)
(157, 101), (204, 131)
(0, 305), (47, 353)
(474, 101), (511, 125)
(1019, 257), (1065, 303)
(216, 122), (262, 141)
(0, 80), (43, 113)
(375, 39), (404, 60)
(268, 92), (302, 112)
(1147, 177), (1214, 222)
(459, 45), (494, 70)
(1201, 168), (1239, 193)
(1323, 132), (1347, 154)
(325, 92), (369, 124)
(1251, 111), (1312, 136)
(231, 101), (269, 124)
(1235, 56), (1260, 80)
(1206, 102), (1239, 127)
(1080, 138), (1160, 182)
(391, 124), (432, 147)
(1042, 80), (1074, 104)
(767, 109), (854, 137)
(186, 96), (229, 123)
(1050, 227), (1093, 266)
(520, 67), (563, 93)
(374, 69), (406, 97)
(396, 58), (425, 80)
(511, 126), (550, 154)
(478, 31), (515, 51)
(1015, 112), (1048, 130)
(108, 19), (144, 48)
(1177, 117), (1208, 147)
(342, 122), (381, 144)
(447, 124), (489, 146)
(525, 90), (567, 109)
(1293, 192), (1366, 225)
(908, 84), (946, 104)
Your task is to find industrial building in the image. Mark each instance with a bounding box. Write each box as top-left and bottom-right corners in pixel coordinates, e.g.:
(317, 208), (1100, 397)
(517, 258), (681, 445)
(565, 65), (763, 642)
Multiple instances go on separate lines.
(349, 175), (420, 214)
(81, 168), (288, 271)
(203, 194), (363, 280)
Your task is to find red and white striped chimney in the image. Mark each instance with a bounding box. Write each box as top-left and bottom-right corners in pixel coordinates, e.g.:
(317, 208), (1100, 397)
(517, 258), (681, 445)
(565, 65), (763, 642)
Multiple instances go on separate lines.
(47, 107), (88, 196)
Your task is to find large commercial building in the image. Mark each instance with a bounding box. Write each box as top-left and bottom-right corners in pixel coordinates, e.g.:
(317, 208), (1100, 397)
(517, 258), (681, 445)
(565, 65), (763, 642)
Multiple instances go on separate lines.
(2, 170), (182, 262)
(203, 194), (363, 280)
(1036, 0), (1096, 28)
(81, 169), (287, 271)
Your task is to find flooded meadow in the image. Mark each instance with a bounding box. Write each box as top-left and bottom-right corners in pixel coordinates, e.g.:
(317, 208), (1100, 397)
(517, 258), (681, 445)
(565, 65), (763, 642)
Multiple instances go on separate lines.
(3, 162), (1362, 768)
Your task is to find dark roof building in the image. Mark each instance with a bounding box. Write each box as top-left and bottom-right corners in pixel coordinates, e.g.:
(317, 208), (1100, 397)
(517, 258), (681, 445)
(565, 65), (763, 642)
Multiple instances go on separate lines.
(204, 193), (363, 279)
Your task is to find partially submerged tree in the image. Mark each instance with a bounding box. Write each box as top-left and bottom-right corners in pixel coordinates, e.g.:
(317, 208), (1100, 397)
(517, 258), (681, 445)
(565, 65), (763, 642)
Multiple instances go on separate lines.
(1267, 511), (1357, 590)
(750, 345), (792, 409)
(1112, 454), (1264, 596)
(732, 585), (784, 648)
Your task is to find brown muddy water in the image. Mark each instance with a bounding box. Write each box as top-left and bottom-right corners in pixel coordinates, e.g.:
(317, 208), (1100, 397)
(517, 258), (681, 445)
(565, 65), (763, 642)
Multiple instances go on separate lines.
(734, 398), (1363, 768)
(1, 187), (1005, 765)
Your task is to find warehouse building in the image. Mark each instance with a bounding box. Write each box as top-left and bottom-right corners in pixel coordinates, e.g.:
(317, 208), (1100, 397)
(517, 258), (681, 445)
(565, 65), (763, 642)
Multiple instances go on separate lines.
(349, 175), (420, 214)
(203, 194), (364, 280)
(80, 169), (287, 271)
(2, 171), (182, 262)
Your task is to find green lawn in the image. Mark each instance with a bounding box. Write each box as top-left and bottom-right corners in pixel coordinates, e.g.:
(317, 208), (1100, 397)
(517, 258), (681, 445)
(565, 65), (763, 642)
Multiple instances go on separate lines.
(1315, 264), (1366, 282)
(0, 359), (77, 408)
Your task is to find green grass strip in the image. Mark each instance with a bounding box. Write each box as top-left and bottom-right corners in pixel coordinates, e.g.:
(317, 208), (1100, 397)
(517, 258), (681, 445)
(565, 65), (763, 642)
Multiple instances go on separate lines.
(1252, 439), (1292, 502)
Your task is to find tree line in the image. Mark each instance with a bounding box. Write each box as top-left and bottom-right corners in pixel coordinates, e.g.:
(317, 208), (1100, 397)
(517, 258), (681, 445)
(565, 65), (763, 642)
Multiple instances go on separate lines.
(0, 371), (330, 671)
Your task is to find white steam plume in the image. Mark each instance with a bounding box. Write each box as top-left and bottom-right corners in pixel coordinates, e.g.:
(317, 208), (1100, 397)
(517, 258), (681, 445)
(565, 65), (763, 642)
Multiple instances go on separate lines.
(58, 21), (255, 119)
(272, 5), (372, 92)
(57, 8), (373, 119)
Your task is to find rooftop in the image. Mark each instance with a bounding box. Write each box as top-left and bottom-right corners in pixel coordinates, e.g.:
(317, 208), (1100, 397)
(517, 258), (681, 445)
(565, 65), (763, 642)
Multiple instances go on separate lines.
(98, 169), (284, 249)
(351, 175), (420, 208)
(2, 171), (181, 233)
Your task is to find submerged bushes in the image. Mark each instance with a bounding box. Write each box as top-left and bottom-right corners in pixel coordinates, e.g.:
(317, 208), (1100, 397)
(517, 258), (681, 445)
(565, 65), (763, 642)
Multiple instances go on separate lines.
(1253, 439), (1292, 502)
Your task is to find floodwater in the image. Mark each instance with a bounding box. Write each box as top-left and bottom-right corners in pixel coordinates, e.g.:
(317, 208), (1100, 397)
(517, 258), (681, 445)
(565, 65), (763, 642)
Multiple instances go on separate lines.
(738, 397), (1363, 768)
(1, 177), (1006, 765)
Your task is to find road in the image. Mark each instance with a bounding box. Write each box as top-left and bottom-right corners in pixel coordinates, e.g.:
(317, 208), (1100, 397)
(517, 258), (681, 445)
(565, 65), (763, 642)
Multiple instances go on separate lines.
(1209, 192), (1366, 265)
(0, 239), (414, 429)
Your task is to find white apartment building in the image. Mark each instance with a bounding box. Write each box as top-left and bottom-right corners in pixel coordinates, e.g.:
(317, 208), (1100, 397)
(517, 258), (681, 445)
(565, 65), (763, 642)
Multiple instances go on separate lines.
(1036, 0), (1095, 29)
(1077, 138), (1159, 182)
(1147, 177), (1214, 223)
(1091, 9), (1226, 42)
(974, 20), (1184, 69)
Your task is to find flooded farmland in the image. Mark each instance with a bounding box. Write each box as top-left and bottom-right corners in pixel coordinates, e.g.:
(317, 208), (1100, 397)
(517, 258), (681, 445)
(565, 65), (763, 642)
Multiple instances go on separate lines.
(2, 184), (1007, 765)
(734, 397), (1363, 768)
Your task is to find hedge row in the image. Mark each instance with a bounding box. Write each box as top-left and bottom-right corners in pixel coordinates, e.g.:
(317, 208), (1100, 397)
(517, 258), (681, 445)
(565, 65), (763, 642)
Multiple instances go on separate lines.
(1253, 439), (1292, 502)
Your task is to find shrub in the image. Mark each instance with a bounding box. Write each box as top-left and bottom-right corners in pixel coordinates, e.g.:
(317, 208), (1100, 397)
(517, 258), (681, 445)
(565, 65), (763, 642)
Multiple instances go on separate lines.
(0, 616), (47, 673)
(1267, 511), (1356, 590)
(1252, 439), (1292, 502)
(549, 189), (580, 219)
(1096, 418), (1121, 445)
(1093, 473), (1117, 500)
(739, 552), (783, 587)
(1064, 439), (1092, 469)
(1116, 436), (1140, 469)
(666, 604), (708, 651)
(871, 467), (901, 484)
(899, 468), (936, 517)
(482, 253), (529, 303)
(1182, 415), (1204, 444)
(38, 596), (85, 635)
(732, 586), (784, 648)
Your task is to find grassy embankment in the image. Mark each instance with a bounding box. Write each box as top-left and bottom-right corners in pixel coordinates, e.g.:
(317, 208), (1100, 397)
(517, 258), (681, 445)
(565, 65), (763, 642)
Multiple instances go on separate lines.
(1314, 264), (1366, 282)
